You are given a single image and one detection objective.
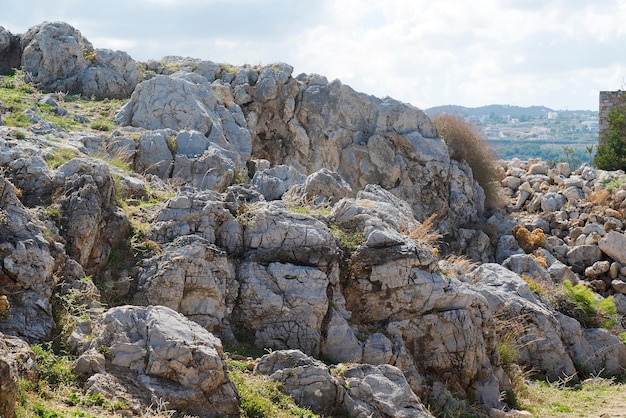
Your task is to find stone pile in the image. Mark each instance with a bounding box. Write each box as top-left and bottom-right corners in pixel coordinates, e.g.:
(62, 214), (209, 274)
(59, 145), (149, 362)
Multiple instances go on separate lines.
(497, 158), (626, 299)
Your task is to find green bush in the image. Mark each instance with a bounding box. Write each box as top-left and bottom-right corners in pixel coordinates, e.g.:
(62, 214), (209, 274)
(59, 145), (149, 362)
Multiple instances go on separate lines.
(595, 104), (626, 170)
(562, 280), (617, 329)
(432, 114), (503, 208)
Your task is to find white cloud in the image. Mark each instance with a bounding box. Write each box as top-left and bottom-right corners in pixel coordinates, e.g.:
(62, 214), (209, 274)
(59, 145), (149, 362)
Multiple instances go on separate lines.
(5, 0), (626, 109)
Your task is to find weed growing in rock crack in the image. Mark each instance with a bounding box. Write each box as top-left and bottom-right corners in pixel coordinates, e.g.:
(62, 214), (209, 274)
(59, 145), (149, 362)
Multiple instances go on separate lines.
(229, 368), (319, 418)
(44, 147), (79, 169)
(329, 224), (364, 250)
(406, 213), (442, 245)
(521, 274), (548, 298)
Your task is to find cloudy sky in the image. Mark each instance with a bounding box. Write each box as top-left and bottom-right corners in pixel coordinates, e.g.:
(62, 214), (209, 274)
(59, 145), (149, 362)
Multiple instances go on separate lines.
(4, 0), (626, 111)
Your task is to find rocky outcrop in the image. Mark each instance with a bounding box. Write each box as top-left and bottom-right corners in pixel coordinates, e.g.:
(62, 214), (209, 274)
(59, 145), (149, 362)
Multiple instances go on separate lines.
(117, 61), (484, 231)
(53, 158), (130, 272)
(254, 349), (434, 417)
(0, 26), (21, 74)
(0, 333), (38, 418)
(71, 305), (239, 417)
(0, 176), (56, 342)
(20, 21), (140, 98)
(3, 21), (626, 417)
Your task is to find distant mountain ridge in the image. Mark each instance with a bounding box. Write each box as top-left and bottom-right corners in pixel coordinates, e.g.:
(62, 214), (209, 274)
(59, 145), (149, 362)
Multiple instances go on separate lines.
(426, 104), (559, 118)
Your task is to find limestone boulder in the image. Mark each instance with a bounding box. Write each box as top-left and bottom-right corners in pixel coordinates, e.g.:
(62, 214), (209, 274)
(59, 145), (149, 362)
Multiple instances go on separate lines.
(252, 164), (307, 201)
(254, 349), (343, 414)
(283, 168), (354, 206)
(557, 313), (626, 376)
(73, 305), (239, 417)
(470, 264), (577, 380)
(53, 158), (130, 272)
(0, 333), (38, 418)
(0, 26), (21, 73)
(149, 188), (242, 253)
(21, 22), (139, 98)
(0, 177), (56, 342)
(342, 364), (434, 418)
(134, 129), (174, 179)
(134, 236), (238, 334)
(599, 231), (626, 265)
(80, 48), (141, 98)
(116, 72), (251, 161)
(233, 261), (329, 355)
(172, 145), (237, 192)
(242, 202), (338, 266)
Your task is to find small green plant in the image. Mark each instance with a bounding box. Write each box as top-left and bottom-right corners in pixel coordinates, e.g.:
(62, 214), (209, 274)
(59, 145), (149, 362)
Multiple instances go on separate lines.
(166, 134), (178, 154)
(602, 176), (626, 190)
(30, 343), (75, 387)
(89, 120), (113, 131)
(14, 129), (26, 139)
(45, 147), (79, 169)
(561, 280), (617, 329)
(521, 274), (547, 298)
(229, 368), (319, 417)
(329, 224), (364, 250)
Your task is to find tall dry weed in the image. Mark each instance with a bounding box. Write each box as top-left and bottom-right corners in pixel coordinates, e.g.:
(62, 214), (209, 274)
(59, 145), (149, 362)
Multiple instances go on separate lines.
(432, 114), (504, 209)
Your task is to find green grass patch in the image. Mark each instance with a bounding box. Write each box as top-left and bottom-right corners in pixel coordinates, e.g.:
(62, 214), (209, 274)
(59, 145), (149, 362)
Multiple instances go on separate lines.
(229, 368), (318, 418)
(562, 280), (617, 329)
(329, 224), (364, 250)
(45, 148), (79, 169)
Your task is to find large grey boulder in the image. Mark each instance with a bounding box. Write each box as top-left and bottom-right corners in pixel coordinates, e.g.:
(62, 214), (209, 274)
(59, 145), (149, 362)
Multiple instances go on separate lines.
(246, 70), (482, 230)
(557, 313), (626, 376)
(80, 48), (141, 98)
(115, 72), (251, 162)
(133, 235), (238, 334)
(234, 261), (329, 355)
(134, 129), (175, 179)
(21, 22), (139, 98)
(53, 158), (130, 272)
(470, 264), (578, 380)
(254, 349), (434, 417)
(172, 145), (237, 192)
(251, 164), (307, 201)
(599, 231), (626, 265)
(72, 305), (239, 417)
(283, 168), (354, 206)
(254, 349), (343, 414)
(0, 177), (56, 342)
(342, 364), (434, 418)
(0, 26), (21, 73)
(148, 188), (242, 253)
(0, 333), (38, 418)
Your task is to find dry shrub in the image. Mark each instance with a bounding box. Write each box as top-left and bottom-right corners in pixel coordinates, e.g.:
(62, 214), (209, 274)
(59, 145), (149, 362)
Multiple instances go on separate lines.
(512, 225), (545, 253)
(530, 251), (548, 268)
(587, 188), (611, 206)
(445, 254), (477, 273)
(408, 213), (442, 244)
(432, 114), (504, 208)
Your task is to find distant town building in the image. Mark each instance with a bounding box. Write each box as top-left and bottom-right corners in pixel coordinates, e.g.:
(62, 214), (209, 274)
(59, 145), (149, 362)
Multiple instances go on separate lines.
(547, 112), (558, 120)
(599, 91), (626, 145)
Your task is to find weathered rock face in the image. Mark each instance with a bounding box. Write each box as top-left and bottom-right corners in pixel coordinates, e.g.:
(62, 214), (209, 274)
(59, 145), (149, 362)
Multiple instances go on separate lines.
(0, 26), (21, 74)
(20, 21), (140, 98)
(254, 349), (435, 418)
(116, 72), (251, 163)
(52, 158), (130, 273)
(0, 333), (38, 418)
(72, 305), (239, 417)
(471, 263), (578, 380)
(0, 176), (56, 342)
(133, 235), (238, 334)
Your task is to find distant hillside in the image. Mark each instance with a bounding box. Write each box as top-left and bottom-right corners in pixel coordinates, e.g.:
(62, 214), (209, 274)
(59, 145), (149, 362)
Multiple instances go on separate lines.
(425, 104), (554, 118)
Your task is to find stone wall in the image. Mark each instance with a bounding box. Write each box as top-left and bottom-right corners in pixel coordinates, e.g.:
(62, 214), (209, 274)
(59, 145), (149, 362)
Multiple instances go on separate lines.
(599, 91), (626, 145)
